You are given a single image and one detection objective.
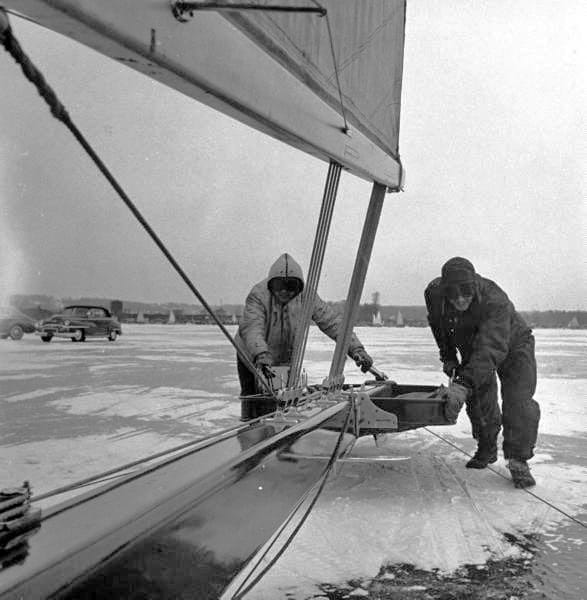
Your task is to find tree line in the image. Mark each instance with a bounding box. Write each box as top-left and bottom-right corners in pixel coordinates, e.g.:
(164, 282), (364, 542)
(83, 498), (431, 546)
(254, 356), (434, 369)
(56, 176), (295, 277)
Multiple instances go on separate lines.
(8, 294), (587, 329)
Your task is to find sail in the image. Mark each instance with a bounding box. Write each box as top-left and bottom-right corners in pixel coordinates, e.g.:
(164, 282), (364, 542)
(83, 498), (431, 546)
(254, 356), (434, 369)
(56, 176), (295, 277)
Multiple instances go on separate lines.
(396, 310), (404, 327)
(372, 311), (383, 326)
(224, 2), (405, 174)
(3, 0), (405, 188)
(167, 310), (176, 324)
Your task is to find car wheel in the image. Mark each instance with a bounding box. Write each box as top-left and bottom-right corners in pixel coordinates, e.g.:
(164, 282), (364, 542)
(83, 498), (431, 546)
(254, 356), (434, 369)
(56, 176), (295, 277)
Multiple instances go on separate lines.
(41, 334), (53, 342)
(9, 325), (24, 340)
(108, 330), (118, 341)
(71, 329), (86, 342)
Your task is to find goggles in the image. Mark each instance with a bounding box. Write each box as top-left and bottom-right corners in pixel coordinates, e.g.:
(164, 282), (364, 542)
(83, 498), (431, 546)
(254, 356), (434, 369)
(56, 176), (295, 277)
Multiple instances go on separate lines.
(270, 278), (300, 294)
(445, 282), (475, 300)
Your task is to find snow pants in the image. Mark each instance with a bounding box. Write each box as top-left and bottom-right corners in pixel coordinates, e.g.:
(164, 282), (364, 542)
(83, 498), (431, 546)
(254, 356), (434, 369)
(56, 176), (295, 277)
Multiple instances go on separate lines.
(465, 335), (540, 461)
(237, 355), (276, 421)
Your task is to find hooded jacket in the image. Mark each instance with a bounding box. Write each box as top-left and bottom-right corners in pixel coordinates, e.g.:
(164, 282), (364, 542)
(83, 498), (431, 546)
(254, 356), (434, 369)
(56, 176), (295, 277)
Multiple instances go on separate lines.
(236, 253), (364, 365)
(425, 274), (532, 391)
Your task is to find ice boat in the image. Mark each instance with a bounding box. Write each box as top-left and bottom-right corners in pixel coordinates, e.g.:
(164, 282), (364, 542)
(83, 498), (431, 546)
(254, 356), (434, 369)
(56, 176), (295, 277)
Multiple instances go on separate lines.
(372, 310), (384, 327)
(0, 2), (453, 598)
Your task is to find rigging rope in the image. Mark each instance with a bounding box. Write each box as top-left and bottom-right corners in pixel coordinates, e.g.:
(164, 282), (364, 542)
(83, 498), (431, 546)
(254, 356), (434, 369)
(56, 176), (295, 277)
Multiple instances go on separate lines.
(32, 420), (256, 504)
(230, 400), (354, 599)
(175, 1), (348, 134)
(424, 427), (586, 529)
(310, 0), (349, 133)
(0, 9), (272, 396)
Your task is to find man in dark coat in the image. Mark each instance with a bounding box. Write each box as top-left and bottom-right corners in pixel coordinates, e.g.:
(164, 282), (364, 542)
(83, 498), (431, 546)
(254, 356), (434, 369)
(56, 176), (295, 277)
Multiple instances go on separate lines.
(425, 257), (540, 488)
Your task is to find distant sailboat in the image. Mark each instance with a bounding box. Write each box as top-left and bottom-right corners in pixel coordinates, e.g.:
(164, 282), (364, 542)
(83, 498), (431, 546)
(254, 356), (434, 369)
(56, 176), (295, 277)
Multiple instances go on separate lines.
(136, 310), (146, 324)
(396, 310), (405, 327)
(167, 310), (176, 324)
(372, 311), (383, 327)
(567, 316), (579, 329)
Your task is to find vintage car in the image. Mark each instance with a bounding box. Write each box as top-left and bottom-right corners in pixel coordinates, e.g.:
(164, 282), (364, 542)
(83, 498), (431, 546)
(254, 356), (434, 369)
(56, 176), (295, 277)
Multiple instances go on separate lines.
(0, 307), (37, 340)
(36, 305), (122, 342)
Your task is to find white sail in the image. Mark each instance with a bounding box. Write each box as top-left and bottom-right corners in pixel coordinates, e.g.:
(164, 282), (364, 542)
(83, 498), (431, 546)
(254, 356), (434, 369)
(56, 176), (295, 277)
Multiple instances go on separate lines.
(372, 311), (383, 327)
(2, 0), (405, 188)
(396, 310), (404, 327)
(167, 310), (176, 325)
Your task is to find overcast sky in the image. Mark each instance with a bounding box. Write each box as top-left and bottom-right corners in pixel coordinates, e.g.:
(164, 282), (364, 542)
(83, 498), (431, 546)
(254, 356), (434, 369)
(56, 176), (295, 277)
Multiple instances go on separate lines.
(0, 1), (585, 311)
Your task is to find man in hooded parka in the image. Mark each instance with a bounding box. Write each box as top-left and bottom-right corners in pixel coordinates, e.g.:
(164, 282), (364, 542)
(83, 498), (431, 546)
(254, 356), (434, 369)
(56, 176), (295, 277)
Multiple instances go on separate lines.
(235, 253), (373, 420)
(425, 257), (540, 488)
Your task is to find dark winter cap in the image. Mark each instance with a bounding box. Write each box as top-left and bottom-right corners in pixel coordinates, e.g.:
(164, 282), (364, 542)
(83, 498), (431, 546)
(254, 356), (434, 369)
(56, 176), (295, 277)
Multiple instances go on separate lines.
(441, 257), (476, 287)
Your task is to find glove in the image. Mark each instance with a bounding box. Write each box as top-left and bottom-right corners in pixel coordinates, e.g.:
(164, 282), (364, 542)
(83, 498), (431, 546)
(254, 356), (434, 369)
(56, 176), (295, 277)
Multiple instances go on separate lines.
(443, 382), (469, 422)
(254, 352), (275, 378)
(442, 359), (459, 378)
(351, 348), (373, 373)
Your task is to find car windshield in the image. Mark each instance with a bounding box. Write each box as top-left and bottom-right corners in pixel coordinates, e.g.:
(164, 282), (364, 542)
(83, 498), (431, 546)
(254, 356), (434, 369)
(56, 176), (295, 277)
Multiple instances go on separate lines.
(61, 307), (107, 317)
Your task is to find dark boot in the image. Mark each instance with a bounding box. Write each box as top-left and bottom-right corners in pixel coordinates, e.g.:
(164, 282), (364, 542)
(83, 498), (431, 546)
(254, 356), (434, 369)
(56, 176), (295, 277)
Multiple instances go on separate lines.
(240, 395), (276, 422)
(466, 439), (498, 469)
(508, 458), (536, 488)
(466, 449), (497, 469)
(240, 396), (255, 422)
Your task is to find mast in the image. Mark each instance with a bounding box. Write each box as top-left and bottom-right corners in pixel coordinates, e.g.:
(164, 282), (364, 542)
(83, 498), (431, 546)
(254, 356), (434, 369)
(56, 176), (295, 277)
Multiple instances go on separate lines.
(328, 182), (387, 382)
(288, 161), (341, 387)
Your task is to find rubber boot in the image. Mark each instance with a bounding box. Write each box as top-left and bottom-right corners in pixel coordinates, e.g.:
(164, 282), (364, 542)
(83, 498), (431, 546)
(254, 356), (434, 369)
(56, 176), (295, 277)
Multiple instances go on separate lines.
(508, 458), (536, 488)
(466, 438), (498, 469)
(240, 396), (255, 422)
(240, 395), (276, 422)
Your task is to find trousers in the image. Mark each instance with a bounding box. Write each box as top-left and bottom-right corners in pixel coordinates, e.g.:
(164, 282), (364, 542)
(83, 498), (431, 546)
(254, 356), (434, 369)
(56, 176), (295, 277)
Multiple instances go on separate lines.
(465, 335), (540, 460)
(236, 355), (276, 421)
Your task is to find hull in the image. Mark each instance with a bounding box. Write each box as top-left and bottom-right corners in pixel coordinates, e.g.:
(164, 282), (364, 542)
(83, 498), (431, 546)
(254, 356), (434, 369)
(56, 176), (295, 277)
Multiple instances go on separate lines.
(0, 381), (451, 599)
(0, 402), (351, 599)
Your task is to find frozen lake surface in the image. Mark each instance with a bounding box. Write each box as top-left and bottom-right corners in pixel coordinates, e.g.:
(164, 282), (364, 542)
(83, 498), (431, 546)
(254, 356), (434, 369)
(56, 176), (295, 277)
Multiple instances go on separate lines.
(1, 325), (585, 598)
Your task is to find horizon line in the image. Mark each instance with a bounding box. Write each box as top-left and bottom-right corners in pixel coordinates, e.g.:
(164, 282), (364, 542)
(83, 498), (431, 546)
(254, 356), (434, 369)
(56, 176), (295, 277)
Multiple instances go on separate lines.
(7, 292), (587, 314)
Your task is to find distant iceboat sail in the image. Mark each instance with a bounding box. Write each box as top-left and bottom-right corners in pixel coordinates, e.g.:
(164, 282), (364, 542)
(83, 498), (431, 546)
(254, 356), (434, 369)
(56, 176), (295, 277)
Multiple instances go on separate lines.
(167, 310), (175, 324)
(396, 310), (405, 327)
(372, 311), (383, 326)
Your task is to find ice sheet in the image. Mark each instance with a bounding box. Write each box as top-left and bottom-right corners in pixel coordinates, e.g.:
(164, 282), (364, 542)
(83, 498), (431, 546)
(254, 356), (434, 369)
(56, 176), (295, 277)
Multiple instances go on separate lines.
(1, 326), (585, 596)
